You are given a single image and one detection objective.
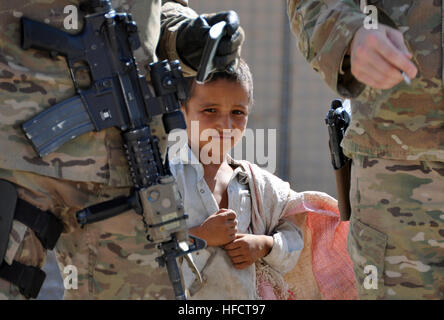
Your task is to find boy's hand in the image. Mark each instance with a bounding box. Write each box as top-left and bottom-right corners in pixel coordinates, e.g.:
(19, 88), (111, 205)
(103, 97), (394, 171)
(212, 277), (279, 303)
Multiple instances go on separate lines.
(223, 234), (273, 270)
(349, 24), (417, 89)
(189, 209), (238, 247)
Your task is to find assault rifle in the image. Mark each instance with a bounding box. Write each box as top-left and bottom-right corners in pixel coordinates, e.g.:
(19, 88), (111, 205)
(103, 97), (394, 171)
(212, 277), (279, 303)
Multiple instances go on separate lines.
(21, 0), (206, 299)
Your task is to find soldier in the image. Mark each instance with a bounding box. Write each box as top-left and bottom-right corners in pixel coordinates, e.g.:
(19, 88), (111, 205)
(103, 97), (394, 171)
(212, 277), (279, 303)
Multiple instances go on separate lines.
(287, 0), (444, 299)
(0, 0), (244, 299)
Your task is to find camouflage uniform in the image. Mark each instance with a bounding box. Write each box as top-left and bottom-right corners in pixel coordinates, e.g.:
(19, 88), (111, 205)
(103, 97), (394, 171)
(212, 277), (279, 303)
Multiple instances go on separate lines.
(288, 0), (444, 299)
(0, 0), (198, 299)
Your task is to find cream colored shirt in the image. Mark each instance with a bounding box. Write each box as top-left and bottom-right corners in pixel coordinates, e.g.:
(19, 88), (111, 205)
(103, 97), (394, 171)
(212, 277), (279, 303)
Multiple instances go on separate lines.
(169, 145), (302, 299)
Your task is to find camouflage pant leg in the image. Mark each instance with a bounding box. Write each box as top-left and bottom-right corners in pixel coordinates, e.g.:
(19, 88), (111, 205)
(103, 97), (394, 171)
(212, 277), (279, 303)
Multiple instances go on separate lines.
(0, 168), (174, 299)
(347, 155), (444, 300)
(57, 208), (174, 300)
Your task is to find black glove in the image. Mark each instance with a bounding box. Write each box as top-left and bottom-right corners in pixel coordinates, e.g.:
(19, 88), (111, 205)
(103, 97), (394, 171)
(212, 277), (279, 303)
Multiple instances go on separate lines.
(176, 11), (244, 72)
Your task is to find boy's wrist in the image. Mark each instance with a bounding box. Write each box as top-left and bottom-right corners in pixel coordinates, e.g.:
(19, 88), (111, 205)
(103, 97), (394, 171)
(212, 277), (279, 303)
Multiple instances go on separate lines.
(189, 225), (221, 247)
(260, 235), (274, 258)
(189, 225), (204, 242)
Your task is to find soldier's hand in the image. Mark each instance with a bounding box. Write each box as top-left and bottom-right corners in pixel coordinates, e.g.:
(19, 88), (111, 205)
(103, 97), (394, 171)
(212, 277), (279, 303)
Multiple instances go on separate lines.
(189, 209), (238, 247)
(349, 24), (417, 89)
(176, 11), (244, 72)
(223, 234), (273, 270)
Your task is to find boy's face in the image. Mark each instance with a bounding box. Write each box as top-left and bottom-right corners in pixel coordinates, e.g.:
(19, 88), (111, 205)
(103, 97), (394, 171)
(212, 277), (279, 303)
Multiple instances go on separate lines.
(182, 79), (249, 163)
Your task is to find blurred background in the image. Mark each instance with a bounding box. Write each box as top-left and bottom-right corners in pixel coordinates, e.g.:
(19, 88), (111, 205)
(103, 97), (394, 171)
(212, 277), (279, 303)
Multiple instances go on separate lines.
(37, 0), (337, 300)
(191, 0), (337, 194)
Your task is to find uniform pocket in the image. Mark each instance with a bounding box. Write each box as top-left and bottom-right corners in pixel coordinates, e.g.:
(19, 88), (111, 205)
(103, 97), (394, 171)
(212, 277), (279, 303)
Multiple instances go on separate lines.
(347, 218), (388, 299)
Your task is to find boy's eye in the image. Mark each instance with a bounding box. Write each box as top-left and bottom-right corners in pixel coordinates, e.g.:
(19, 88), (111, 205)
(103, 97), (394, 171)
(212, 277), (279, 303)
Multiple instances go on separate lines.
(203, 108), (216, 113)
(232, 110), (247, 115)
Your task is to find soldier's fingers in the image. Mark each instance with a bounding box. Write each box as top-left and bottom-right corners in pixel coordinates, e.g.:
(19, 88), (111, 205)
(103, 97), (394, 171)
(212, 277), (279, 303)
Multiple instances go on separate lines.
(371, 33), (417, 79)
(206, 10), (240, 35)
(386, 28), (412, 58)
(353, 71), (381, 89)
(363, 49), (403, 84)
(352, 50), (399, 89)
(216, 29), (243, 56)
(352, 64), (394, 89)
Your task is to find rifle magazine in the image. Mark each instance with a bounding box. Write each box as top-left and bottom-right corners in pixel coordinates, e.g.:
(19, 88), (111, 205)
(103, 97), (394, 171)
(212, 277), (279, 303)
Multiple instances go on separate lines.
(21, 95), (95, 157)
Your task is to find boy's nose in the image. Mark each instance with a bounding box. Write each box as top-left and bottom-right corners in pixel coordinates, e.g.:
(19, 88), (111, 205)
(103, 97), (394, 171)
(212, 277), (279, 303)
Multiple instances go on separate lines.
(218, 115), (233, 130)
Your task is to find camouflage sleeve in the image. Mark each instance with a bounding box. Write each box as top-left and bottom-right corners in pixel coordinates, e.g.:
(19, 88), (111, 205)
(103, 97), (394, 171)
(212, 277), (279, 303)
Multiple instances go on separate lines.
(157, 0), (199, 77)
(287, 0), (367, 98)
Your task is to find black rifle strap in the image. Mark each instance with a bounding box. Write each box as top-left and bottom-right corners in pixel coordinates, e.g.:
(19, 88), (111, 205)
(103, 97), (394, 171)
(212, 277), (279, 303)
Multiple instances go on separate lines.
(14, 199), (64, 250)
(0, 260), (46, 299)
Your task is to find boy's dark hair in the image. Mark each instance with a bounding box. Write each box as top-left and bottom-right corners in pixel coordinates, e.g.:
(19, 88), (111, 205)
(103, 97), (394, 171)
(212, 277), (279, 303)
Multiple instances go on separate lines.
(184, 58), (254, 107)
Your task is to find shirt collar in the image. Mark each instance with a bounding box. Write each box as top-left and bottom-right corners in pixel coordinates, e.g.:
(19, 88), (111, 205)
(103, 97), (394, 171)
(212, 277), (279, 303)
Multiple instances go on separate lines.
(168, 142), (204, 180)
(169, 143), (249, 184)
